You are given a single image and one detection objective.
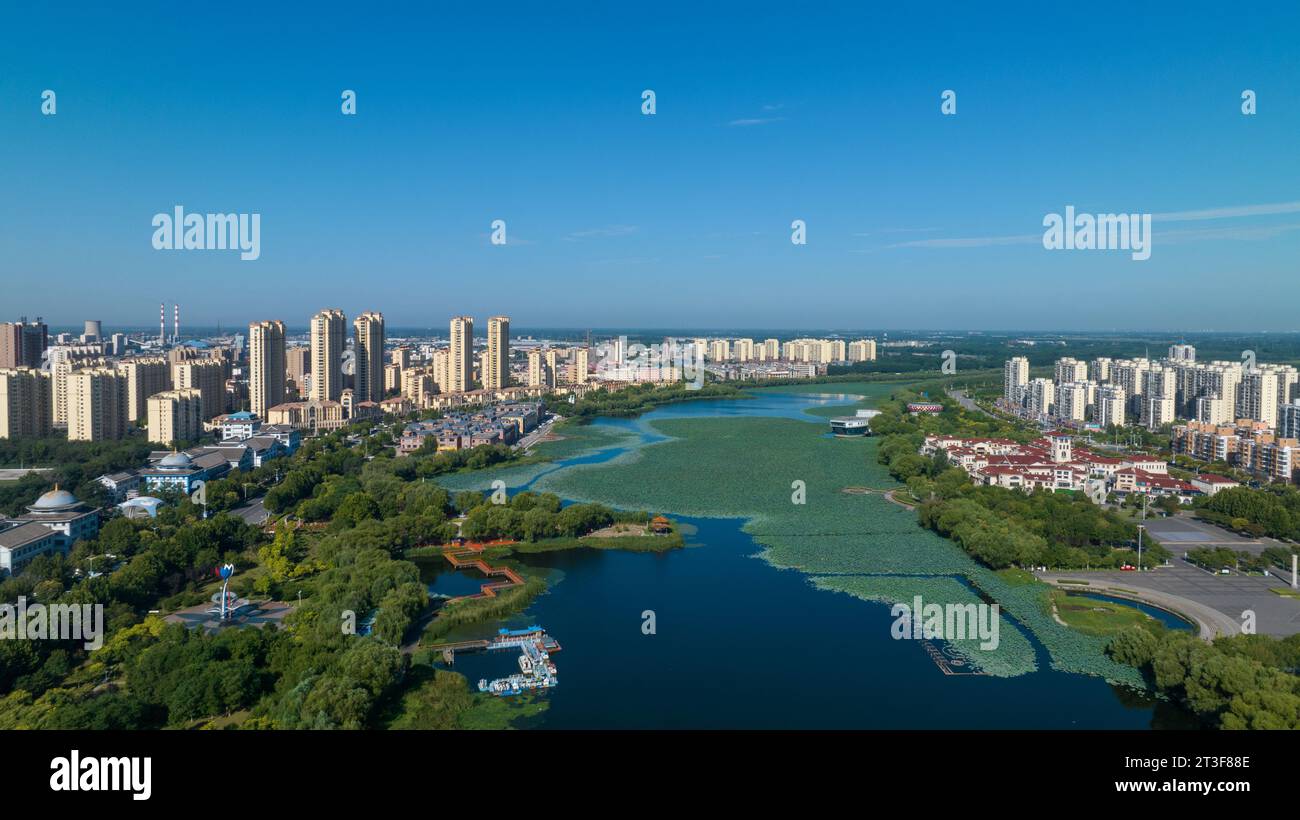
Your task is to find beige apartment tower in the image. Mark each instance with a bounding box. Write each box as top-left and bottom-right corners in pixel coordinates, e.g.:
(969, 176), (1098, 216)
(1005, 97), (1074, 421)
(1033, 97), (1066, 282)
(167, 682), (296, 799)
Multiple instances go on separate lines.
(310, 309), (346, 402)
(485, 316), (510, 390)
(286, 345), (311, 398)
(147, 388), (203, 446)
(249, 320), (287, 417)
(352, 311), (385, 404)
(573, 348), (589, 384)
(67, 367), (128, 441)
(449, 316), (474, 393)
(528, 349), (555, 388)
(117, 357), (171, 423)
(0, 368), (52, 439)
(848, 339), (878, 363)
(171, 359), (225, 423)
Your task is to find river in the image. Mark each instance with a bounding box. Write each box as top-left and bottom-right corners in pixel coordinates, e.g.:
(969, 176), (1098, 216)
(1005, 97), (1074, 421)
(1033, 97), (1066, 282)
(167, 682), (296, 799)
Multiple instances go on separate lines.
(419, 388), (1194, 729)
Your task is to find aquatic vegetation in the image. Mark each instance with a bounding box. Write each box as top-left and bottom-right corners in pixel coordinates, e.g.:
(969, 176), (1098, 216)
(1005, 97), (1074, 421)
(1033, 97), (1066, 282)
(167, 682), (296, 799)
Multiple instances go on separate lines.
(430, 384), (1147, 686)
(808, 574), (1038, 678)
(435, 421), (643, 492)
(532, 411), (1145, 685)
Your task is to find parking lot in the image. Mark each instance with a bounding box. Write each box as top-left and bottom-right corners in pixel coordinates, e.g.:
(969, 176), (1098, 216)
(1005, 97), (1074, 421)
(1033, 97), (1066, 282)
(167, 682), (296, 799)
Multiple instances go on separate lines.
(1142, 515), (1273, 555)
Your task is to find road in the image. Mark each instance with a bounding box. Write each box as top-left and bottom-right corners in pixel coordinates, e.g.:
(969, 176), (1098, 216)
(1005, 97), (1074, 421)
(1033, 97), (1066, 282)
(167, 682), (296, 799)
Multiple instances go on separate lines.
(516, 415), (561, 451)
(945, 388), (997, 419)
(1038, 558), (1300, 638)
(230, 497), (270, 526)
(0, 467), (54, 481)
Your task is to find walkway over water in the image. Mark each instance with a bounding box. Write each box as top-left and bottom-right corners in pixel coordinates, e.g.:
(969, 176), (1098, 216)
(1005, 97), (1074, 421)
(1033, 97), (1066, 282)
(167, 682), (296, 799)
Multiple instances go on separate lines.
(437, 540), (525, 602)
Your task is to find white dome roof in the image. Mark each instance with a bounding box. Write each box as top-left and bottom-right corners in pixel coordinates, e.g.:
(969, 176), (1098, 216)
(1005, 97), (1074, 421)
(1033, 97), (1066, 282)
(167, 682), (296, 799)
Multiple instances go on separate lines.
(29, 488), (79, 511)
(159, 451), (194, 468)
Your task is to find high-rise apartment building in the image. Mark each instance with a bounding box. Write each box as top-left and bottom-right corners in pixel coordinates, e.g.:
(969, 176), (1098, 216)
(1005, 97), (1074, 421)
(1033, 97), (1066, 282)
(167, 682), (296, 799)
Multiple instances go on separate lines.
(147, 388), (203, 446)
(0, 368), (52, 439)
(116, 357), (171, 423)
(171, 359), (225, 422)
(1239, 369), (1280, 431)
(573, 348), (590, 384)
(484, 316), (510, 390)
(249, 320), (287, 417)
(449, 316), (474, 393)
(352, 311), (385, 403)
(1003, 357), (1030, 403)
(0, 324), (20, 370)
(1168, 344), (1196, 363)
(1196, 394), (1234, 426)
(1096, 385), (1126, 428)
(432, 349), (450, 393)
(67, 368), (128, 441)
(1055, 381), (1089, 422)
(528, 349), (556, 388)
(1280, 399), (1300, 440)
(1142, 366), (1178, 430)
(0, 318), (48, 369)
(1090, 357), (1112, 384)
(401, 368), (435, 407)
(310, 309), (346, 402)
(848, 339), (878, 362)
(1054, 358), (1088, 385)
(734, 338), (755, 362)
(1111, 359), (1151, 419)
(384, 363), (403, 395)
(1026, 378), (1054, 416)
(286, 345), (311, 398)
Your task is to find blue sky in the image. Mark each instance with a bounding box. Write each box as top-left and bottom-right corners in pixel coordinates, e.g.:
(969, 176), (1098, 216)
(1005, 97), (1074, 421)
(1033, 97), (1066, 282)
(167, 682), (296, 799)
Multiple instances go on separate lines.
(2, 1), (1298, 331)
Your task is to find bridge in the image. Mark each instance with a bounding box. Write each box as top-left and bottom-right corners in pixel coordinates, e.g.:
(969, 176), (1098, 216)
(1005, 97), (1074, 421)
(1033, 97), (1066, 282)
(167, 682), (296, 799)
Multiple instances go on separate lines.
(439, 540), (525, 602)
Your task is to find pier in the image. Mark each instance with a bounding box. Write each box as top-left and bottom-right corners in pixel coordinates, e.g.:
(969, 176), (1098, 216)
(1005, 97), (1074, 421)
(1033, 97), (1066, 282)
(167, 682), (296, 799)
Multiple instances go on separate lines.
(429, 626), (562, 696)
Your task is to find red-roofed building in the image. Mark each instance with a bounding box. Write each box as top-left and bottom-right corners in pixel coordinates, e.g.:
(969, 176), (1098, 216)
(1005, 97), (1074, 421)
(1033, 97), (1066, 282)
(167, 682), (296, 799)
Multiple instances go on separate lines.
(1192, 473), (1240, 496)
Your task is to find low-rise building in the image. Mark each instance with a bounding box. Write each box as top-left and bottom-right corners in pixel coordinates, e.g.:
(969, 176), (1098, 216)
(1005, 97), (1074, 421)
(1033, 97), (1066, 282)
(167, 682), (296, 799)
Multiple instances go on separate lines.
(0, 488), (100, 575)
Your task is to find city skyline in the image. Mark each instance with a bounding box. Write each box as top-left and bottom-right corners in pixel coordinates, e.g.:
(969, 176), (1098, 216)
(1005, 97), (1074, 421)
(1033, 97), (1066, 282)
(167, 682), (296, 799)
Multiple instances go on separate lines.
(4, 3), (1300, 330)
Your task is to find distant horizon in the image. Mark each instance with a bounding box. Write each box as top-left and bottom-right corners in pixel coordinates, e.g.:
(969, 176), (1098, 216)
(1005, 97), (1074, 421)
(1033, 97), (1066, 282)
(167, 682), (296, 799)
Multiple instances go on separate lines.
(29, 321), (1300, 339)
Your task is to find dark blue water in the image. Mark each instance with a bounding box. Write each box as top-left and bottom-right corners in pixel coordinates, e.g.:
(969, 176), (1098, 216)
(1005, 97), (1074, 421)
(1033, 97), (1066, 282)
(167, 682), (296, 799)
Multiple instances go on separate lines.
(426, 389), (1175, 728)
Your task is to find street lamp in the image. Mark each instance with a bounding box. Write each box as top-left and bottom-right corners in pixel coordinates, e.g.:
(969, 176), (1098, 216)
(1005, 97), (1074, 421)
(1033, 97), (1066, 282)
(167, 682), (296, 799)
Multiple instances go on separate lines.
(1137, 523), (1144, 572)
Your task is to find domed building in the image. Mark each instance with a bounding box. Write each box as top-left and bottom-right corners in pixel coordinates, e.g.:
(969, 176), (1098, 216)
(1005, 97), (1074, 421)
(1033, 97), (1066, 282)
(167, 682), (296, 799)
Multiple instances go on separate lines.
(140, 448), (229, 494)
(0, 486), (100, 576)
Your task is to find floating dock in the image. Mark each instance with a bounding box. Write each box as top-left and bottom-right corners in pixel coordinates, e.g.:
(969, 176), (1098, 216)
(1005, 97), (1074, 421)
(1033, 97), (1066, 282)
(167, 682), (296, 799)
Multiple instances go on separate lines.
(465, 626), (561, 697)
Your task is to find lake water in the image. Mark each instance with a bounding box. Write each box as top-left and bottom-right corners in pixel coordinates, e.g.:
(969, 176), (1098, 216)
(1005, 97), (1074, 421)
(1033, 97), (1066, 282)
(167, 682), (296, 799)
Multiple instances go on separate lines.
(424, 390), (1187, 729)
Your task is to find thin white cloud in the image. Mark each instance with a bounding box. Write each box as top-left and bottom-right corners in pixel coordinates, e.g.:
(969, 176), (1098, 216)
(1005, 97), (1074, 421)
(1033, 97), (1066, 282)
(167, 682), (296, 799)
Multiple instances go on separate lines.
(888, 234), (1039, 249)
(588, 256), (659, 266)
(855, 227), (941, 237)
(1154, 201), (1300, 222)
(728, 117), (784, 127)
(1157, 222), (1300, 242)
(564, 225), (638, 241)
